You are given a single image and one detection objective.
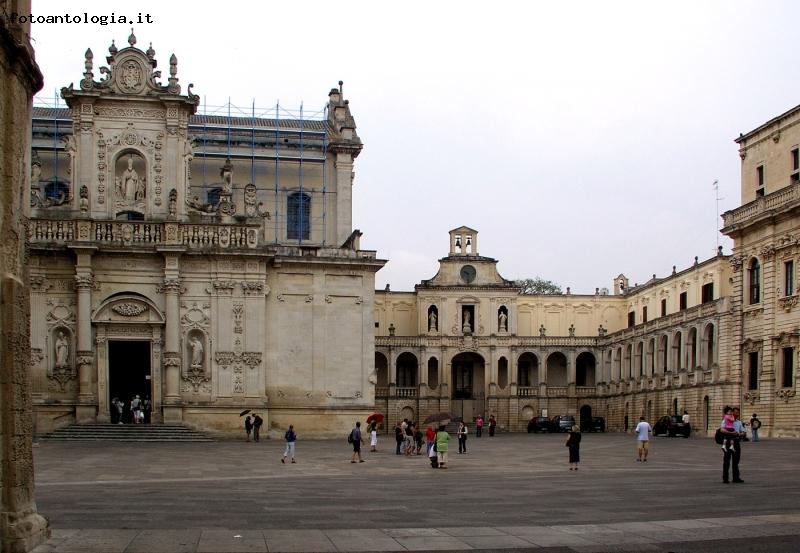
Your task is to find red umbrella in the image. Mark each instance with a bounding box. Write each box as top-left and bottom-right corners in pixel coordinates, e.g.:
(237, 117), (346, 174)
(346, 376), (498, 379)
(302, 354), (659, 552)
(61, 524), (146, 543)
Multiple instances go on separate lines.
(366, 412), (385, 424)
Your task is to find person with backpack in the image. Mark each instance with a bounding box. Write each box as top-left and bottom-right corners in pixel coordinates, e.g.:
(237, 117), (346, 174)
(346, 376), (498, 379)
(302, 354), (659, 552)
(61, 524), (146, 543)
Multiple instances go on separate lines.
(349, 421), (364, 463)
(282, 425), (297, 463)
(749, 413), (761, 442)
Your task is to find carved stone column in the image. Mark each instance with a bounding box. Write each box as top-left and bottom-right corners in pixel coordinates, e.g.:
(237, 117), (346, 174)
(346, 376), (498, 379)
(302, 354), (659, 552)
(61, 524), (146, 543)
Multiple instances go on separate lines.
(0, 9), (50, 550)
(74, 266), (96, 423)
(162, 277), (182, 414)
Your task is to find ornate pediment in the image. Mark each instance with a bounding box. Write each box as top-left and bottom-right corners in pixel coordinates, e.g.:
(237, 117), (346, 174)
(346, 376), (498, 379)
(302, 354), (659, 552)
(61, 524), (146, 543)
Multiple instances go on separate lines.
(92, 293), (164, 324)
(61, 30), (199, 104)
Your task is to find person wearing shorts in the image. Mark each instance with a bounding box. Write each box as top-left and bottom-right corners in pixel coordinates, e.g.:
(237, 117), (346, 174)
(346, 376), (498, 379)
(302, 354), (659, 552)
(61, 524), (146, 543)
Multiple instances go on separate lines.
(634, 416), (652, 462)
(350, 421), (364, 463)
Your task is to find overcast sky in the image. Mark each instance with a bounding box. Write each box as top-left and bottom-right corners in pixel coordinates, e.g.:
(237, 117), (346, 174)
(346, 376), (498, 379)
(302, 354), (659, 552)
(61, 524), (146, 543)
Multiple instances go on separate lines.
(30, 0), (800, 292)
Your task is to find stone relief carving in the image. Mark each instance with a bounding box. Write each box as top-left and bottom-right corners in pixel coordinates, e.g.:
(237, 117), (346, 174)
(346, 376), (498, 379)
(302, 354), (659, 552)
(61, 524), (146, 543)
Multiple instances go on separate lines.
(776, 388), (796, 402)
(232, 303), (244, 334)
(778, 295), (798, 312)
(729, 255), (743, 272)
(241, 281), (267, 296)
(742, 391), (760, 404)
(215, 348), (262, 395)
(243, 183), (270, 218)
(46, 302), (76, 329)
(111, 302), (148, 317)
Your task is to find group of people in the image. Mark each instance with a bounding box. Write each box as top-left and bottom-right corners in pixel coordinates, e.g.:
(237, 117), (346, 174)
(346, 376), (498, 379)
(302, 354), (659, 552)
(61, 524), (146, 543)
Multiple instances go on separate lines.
(111, 395), (151, 424)
(243, 414), (264, 442)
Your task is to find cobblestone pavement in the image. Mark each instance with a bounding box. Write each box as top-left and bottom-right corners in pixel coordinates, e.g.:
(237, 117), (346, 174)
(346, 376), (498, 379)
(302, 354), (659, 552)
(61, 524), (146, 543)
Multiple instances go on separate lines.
(32, 432), (800, 552)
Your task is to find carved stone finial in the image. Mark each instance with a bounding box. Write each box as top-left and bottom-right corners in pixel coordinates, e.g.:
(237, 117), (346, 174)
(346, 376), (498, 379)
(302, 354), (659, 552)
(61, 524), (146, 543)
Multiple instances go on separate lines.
(128, 28), (137, 47)
(167, 54), (180, 93)
(81, 48), (94, 90)
(109, 40), (117, 56)
(146, 42), (155, 59)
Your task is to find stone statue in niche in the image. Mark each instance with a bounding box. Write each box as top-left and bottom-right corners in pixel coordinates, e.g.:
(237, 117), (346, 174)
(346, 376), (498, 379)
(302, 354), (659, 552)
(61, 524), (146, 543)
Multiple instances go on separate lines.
(498, 310), (508, 332)
(115, 153), (146, 205)
(55, 331), (70, 368)
(189, 335), (204, 368)
(30, 152), (43, 207)
(428, 310), (437, 332)
(462, 310), (472, 334)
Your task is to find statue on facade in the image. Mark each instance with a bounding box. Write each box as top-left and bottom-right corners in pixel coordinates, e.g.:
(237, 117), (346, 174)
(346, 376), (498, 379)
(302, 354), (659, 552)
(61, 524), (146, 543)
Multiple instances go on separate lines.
(462, 310), (472, 333)
(189, 336), (204, 368)
(498, 310), (508, 332)
(539, 324), (546, 337)
(121, 155), (141, 200)
(569, 324), (575, 337)
(54, 331), (70, 368)
(428, 310), (437, 332)
(30, 152), (43, 207)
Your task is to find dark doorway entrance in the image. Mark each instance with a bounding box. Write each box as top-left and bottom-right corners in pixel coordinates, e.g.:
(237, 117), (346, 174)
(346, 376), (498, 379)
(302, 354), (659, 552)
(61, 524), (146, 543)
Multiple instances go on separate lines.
(109, 340), (151, 423)
(579, 404), (592, 431)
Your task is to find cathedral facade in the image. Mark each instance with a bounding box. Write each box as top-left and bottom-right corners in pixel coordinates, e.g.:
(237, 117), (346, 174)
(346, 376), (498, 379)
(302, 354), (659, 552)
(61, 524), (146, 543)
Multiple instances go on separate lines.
(29, 34), (384, 436)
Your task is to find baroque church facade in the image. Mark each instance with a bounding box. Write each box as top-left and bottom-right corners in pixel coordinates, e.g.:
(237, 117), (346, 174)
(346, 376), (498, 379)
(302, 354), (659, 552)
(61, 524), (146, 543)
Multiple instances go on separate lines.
(29, 33), (384, 436)
(27, 33), (799, 438)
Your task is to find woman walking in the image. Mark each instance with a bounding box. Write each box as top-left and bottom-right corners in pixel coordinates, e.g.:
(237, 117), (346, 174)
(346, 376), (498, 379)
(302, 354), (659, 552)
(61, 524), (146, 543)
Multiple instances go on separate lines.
(566, 424), (581, 470)
(369, 421), (378, 452)
(457, 421), (468, 454)
(435, 424), (450, 469)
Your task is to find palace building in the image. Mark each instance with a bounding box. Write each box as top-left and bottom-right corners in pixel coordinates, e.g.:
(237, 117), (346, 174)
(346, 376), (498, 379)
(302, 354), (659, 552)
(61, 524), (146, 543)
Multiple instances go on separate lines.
(28, 33), (799, 438)
(29, 33), (384, 436)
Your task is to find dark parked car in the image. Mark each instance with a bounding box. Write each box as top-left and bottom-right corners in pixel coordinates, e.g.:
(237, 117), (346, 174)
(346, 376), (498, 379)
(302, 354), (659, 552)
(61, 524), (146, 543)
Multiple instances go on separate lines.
(582, 417), (605, 432)
(550, 415), (576, 433)
(653, 415), (690, 437)
(527, 416), (552, 433)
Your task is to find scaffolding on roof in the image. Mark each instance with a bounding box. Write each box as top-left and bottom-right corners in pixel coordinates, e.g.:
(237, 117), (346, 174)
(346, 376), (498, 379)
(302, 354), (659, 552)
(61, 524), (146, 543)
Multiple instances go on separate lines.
(32, 95), (337, 248)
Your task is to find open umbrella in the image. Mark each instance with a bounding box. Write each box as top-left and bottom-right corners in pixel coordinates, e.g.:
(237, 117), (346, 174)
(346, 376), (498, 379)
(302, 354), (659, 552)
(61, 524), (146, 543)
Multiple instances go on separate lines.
(239, 409), (251, 417)
(424, 411), (455, 424)
(366, 412), (385, 424)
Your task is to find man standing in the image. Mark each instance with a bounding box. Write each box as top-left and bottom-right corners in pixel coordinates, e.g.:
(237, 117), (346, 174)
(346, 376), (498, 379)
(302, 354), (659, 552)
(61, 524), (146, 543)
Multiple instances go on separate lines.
(682, 410), (691, 436)
(350, 421), (365, 463)
(488, 415), (497, 437)
(721, 407), (745, 484)
(252, 414), (263, 442)
(634, 416), (652, 462)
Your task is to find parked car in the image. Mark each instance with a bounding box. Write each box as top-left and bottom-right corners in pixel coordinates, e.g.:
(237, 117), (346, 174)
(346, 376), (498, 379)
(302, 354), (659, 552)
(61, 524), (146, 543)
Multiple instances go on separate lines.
(582, 416), (605, 432)
(653, 415), (690, 437)
(527, 416), (552, 433)
(550, 415), (576, 433)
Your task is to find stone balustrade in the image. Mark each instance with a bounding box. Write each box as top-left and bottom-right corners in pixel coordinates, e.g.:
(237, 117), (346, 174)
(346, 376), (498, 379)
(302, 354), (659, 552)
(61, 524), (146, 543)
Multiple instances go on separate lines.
(722, 184), (800, 229)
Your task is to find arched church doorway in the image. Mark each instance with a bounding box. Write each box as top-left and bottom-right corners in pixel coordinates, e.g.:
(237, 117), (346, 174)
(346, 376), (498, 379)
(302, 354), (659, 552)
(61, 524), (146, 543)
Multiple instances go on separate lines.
(451, 352), (485, 422)
(108, 340), (151, 423)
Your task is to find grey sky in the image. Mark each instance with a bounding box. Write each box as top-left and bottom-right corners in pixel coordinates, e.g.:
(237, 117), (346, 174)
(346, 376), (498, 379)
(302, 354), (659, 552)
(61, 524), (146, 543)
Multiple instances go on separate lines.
(30, 0), (800, 292)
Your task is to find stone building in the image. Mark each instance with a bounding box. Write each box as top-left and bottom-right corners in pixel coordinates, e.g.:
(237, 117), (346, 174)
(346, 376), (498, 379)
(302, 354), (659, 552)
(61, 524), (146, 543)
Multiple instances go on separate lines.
(1, 0), (50, 550)
(721, 103), (800, 437)
(375, 227), (735, 435)
(29, 34), (384, 436)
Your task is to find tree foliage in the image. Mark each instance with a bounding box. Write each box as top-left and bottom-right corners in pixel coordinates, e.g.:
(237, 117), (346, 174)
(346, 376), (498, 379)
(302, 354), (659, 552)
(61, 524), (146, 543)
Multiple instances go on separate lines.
(515, 276), (562, 295)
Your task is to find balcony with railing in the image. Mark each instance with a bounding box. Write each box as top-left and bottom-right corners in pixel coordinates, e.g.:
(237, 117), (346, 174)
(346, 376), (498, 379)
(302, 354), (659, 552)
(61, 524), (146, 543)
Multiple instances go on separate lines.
(722, 183), (800, 231)
(395, 387), (418, 398)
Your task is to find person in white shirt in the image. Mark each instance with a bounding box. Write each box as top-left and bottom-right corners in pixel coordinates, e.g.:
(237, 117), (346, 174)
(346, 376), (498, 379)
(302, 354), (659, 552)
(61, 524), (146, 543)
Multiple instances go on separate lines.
(634, 416), (653, 462)
(682, 410), (691, 436)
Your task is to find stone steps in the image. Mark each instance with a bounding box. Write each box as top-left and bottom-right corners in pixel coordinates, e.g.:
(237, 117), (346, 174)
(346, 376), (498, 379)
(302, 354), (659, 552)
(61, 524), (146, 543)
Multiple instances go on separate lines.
(37, 423), (214, 442)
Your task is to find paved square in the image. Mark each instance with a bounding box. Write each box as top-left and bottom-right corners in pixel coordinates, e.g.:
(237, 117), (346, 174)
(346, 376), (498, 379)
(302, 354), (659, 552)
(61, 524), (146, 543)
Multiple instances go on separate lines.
(32, 433), (800, 551)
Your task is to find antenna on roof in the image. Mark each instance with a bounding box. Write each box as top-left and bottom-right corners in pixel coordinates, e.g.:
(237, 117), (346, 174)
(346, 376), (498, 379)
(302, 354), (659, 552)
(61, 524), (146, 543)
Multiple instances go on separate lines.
(713, 179), (723, 255)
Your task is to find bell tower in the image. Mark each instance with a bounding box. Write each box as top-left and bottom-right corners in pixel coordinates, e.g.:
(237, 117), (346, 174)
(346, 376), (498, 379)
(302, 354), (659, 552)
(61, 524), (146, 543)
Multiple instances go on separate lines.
(449, 226), (478, 256)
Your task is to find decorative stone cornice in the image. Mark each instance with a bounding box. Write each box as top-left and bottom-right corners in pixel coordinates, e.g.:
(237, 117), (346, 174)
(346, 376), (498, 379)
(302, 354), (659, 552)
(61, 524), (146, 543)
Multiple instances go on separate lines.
(159, 278), (182, 293)
(74, 274), (96, 290)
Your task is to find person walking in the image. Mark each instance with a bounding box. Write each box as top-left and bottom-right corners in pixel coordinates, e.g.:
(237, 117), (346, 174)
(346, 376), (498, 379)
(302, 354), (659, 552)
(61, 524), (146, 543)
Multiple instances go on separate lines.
(566, 424), (581, 470)
(114, 398), (124, 425)
(457, 421), (468, 454)
(130, 395), (142, 424)
(475, 415), (484, 437)
(143, 396), (152, 424)
(749, 413), (761, 442)
(425, 425), (436, 456)
(435, 424), (450, 469)
(721, 407), (745, 484)
(244, 415), (253, 442)
(369, 421), (378, 452)
(404, 422), (415, 456)
(488, 414), (497, 436)
(350, 421), (365, 463)
(282, 425), (297, 463)
(634, 416), (652, 462)
(252, 414), (263, 442)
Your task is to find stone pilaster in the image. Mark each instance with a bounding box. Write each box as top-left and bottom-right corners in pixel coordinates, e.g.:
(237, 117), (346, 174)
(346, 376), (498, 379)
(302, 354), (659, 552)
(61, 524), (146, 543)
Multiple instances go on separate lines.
(0, 6), (50, 550)
(162, 277), (182, 419)
(74, 257), (96, 422)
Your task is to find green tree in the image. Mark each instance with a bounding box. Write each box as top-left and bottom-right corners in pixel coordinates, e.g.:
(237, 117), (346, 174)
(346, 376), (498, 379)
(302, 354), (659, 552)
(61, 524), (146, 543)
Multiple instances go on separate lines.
(515, 277), (562, 295)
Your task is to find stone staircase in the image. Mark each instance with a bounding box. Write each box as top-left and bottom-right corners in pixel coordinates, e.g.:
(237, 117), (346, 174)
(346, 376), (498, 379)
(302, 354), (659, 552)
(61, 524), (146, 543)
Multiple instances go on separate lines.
(37, 423), (214, 442)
